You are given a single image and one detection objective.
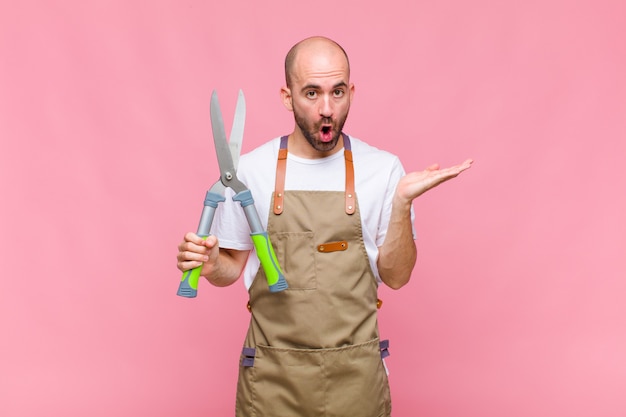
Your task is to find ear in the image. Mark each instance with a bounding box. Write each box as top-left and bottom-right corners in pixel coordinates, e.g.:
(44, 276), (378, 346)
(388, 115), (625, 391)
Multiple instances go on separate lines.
(348, 83), (355, 103)
(280, 86), (294, 112)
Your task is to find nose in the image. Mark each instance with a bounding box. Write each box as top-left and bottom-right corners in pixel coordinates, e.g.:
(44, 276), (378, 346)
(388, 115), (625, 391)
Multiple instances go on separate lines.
(319, 95), (333, 118)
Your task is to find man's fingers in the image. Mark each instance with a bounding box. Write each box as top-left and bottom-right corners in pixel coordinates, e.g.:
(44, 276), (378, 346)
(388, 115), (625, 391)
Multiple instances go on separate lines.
(178, 240), (204, 253)
(179, 233), (218, 250)
(177, 259), (205, 272)
(440, 159), (473, 177)
(458, 158), (473, 171)
(420, 159), (472, 175)
(177, 247), (209, 262)
(176, 232), (220, 272)
(183, 231), (205, 244)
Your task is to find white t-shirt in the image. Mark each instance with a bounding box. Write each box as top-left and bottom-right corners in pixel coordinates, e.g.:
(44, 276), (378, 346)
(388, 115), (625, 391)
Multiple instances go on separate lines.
(211, 135), (414, 290)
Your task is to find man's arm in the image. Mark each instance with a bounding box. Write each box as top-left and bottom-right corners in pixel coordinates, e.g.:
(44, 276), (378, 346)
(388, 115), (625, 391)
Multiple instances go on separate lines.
(177, 232), (250, 287)
(377, 159), (473, 289)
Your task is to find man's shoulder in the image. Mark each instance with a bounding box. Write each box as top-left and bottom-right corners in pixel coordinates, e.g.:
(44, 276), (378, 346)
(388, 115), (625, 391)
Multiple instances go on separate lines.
(239, 137), (281, 164)
(349, 136), (401, 165)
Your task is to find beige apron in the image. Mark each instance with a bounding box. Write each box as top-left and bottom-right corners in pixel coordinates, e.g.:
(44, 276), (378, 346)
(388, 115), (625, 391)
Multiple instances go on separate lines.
(235, 135), (391, 417)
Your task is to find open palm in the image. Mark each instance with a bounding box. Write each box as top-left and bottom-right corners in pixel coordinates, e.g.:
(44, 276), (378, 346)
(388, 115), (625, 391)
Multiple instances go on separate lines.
(396, 159), (473, 202)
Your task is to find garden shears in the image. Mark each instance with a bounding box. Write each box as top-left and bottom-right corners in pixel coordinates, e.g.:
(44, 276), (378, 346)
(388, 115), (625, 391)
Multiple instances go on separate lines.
(177, 90), (287, 297)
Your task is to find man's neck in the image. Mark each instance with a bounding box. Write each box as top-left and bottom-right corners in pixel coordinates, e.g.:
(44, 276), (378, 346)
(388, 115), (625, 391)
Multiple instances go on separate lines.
(287, 131), (344, 159)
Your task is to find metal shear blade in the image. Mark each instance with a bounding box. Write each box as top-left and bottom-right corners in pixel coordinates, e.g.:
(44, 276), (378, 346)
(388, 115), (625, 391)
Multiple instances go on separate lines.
(210, 90), (247, 193)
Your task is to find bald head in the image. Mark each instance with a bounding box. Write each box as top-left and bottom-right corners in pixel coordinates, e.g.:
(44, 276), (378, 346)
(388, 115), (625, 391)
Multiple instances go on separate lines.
(284, 37), (350, 88)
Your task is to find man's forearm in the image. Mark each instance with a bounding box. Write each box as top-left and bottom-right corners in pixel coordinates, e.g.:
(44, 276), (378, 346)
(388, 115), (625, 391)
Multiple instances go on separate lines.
(377, 198), (417, 290)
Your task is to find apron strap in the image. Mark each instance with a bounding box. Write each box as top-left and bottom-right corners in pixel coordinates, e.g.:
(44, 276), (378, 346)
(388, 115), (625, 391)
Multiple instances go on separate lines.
(241, 347), (256, 367)
(273, 134), (355, 215)
(242, 344), (389, 365)
(273, 136), (289, 215)
(379, 339), (390, 359)
(343, 135), (356, 215)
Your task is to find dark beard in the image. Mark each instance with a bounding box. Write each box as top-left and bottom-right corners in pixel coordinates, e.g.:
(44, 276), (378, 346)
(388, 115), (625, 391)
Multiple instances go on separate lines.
(294, 111), (348, 153)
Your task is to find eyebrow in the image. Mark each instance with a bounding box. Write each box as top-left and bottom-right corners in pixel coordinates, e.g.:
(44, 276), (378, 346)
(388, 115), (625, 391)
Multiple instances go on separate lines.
(300, 81), (348, 93)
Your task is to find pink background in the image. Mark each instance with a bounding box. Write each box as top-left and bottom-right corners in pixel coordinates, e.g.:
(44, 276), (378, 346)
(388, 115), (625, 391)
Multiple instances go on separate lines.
(1, 1), (625, 416)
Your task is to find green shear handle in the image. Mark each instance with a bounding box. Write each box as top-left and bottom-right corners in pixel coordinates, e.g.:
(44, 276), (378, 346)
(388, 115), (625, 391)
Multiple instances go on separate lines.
(234, 190), (287, 292)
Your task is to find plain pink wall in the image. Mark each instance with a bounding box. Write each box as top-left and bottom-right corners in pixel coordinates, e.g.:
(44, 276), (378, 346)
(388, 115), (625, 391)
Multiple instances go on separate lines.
(1, 1), (625, 416)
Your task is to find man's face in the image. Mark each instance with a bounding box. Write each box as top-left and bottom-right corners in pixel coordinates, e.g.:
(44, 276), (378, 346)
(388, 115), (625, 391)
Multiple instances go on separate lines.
(292, 85), (350, 153)
(283, 44), (354, 156)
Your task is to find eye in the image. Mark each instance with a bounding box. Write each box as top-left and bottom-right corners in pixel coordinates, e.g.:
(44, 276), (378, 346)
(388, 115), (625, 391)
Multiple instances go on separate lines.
(305, 91), (317, 99)
(333, 89), (345, 98)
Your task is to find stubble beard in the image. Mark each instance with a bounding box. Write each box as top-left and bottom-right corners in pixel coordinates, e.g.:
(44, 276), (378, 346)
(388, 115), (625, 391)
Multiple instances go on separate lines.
(294, 109), (349, 153)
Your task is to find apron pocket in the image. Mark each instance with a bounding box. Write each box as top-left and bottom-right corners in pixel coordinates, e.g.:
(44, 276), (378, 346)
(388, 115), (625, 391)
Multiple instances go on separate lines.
(247, 344), (325, 417)
(240, 339), (391, 417)
(272, 231), (317, 290)
(323, 338), (391, 417)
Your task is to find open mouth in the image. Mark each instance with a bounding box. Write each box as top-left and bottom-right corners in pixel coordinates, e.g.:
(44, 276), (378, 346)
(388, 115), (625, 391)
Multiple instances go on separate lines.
(320, 125), (332, 142)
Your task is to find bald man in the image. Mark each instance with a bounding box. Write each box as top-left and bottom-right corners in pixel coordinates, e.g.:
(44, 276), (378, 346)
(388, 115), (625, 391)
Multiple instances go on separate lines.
(177, 36), (472, 417)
